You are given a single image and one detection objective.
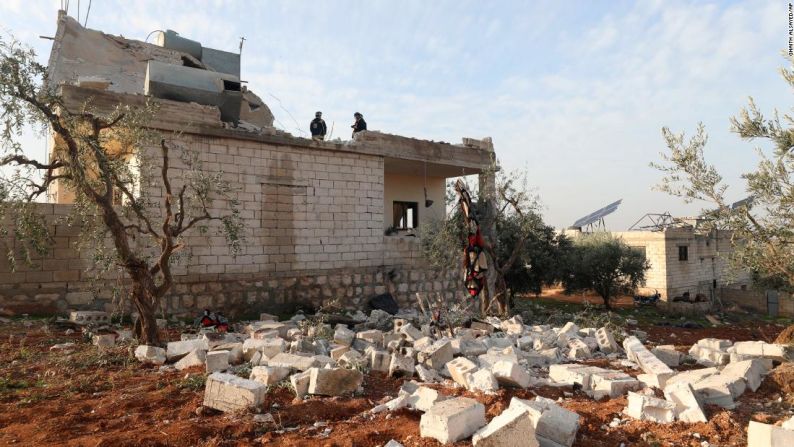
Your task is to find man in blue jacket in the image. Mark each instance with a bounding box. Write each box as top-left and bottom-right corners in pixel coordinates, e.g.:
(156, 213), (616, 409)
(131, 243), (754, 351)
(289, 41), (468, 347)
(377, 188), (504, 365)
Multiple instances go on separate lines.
(310, 111), (327, 141)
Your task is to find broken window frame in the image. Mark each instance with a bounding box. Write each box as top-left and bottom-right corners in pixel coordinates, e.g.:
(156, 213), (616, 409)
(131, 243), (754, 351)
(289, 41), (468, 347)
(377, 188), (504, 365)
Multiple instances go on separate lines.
(392, 201), (418, 230)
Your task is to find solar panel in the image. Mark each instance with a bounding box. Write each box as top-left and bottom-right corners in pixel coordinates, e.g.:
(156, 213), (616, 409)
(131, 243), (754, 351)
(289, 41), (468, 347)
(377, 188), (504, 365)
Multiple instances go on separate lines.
(572, 199), (622, 228)
(730, 196), (754, 210)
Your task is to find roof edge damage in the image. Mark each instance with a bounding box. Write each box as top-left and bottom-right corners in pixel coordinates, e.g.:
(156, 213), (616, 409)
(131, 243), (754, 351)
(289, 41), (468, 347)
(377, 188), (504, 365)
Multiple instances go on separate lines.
(45, 11), (494, 172)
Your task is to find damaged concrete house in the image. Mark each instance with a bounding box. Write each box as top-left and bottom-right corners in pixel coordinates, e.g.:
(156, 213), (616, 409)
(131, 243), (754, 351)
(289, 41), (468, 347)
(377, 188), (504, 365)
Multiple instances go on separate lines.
(0, 13), (495, 317)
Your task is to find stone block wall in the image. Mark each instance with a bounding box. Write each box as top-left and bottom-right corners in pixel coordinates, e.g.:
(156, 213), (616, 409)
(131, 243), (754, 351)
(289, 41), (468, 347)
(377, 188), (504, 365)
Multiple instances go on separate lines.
(0, 133), (466, 317)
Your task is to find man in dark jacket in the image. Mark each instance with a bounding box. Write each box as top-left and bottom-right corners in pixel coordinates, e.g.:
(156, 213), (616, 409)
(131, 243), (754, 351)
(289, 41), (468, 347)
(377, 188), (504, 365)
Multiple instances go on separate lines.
(310, 111), (327, 141)
(351, 112), (367, 137)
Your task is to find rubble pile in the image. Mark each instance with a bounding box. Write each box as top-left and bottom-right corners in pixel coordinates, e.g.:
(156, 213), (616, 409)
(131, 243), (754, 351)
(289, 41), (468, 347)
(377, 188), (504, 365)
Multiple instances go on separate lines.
(115, 309), (794, 446)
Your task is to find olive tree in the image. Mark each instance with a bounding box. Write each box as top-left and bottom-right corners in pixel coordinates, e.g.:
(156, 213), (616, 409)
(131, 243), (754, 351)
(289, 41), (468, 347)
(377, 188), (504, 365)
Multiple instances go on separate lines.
(653, 92), (793, 288)
(652, 60), (794, 342)
(0, 38), (243, 344)
(420, 168), (557, 315)
(561, 232), (649, 311)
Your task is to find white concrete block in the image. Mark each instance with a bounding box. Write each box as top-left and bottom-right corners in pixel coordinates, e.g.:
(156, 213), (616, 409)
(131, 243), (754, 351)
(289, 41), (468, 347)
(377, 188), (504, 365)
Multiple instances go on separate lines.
(733, 341), (792, 361)
(624, 391), (675, 423)
(357, 329), (384, 347)
(388, 352), (415, 378)
(651, 345), (681, 367)
(696, 338), (732, 350)
(510, 396), (579, 447)
(419, 397), (486, 444)
(242, 338), (286, 360)
(175, 349), (207, 370)
(266, 352), (320, 371)
(590, 371), (641, 399)
(665, 367), (719, 387)
(206, 350), (230, 373)
(663, 381), (706, 423)
(203, 372), (267, 412)
(416, 364), (442, 382)
(466, 368), (499, 393)
(307, 367), (363, 396)
(692, 373), (746, 409)
(492, 360), (531, 388)
(721, 359), (768, 392)
(422, 339), (454, 370)
(369, 349), (391, 373)
(747, 421), (794, 447)
(408, 386), (447, 412)
(250, 365), (291, 385)
(166, 339), (209, 361)
(472, 404), (539, 447)
(289, 370), (311, 398)
(333, 326), (355, 346)
(134, 345), (166, 365)
(447, 357), (479, 388)
(337, 350), (366, 369)
(399, 323), (423, 342)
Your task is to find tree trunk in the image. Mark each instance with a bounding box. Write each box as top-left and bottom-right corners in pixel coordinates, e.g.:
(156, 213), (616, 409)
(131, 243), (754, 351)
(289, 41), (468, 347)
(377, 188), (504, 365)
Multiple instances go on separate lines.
(130, 273), (161, 345)
(602, 294), (612, 311)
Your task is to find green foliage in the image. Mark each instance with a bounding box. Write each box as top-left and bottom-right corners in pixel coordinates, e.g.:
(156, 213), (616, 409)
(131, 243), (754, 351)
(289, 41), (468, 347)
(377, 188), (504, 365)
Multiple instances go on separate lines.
(0, 35), (246, 343)
(176, 374), (206, 391)
(652, 61), (794, 291)
(420, 168), (566, 301)
(561, 232), (650, 309)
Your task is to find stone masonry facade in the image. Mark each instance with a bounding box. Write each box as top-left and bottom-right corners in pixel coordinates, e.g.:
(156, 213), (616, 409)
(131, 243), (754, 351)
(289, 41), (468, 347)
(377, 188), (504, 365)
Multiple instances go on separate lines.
(0, 132), (467, 318)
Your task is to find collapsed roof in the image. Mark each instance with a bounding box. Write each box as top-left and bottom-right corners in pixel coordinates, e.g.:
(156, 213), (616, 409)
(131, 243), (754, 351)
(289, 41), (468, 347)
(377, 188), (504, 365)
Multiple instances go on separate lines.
(45, 12), (273, 128)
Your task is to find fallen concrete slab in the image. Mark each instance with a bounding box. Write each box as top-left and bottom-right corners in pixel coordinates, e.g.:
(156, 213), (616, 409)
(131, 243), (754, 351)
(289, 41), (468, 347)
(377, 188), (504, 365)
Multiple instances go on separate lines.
(663, 381), (706, 423)
(472, 403), (539, 447)
(135, 345), (166, 365)
(747, 420), (794, 447)
(250, 365), (291, 385)
(206, 350), (230, 373)
(624, 391), (675, 423)
(203, 372), (267, 412)
(307, 367), (363, 396)
(166, 339), (209, 362)
(492, 360), (531, 388)
(510, 396), (579, 447)
(420, 397), (486, 444)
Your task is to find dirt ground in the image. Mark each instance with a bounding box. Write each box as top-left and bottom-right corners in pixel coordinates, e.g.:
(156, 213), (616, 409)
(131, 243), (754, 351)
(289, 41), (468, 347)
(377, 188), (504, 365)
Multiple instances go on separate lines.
(0, 317), (791, 447)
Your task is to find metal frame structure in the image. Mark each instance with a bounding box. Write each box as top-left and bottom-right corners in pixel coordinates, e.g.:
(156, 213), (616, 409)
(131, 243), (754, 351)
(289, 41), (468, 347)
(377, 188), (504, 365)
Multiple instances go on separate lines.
(571, 199), (622, 232)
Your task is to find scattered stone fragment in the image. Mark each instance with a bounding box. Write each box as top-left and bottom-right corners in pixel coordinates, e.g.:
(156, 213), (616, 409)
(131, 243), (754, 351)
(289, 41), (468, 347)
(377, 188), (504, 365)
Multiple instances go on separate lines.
(651, 345), (681, 367)
(663, 381), (706, 423)
(492, 360), (530, 388)
(732, 341), (792, 361)
(134, 345), (166, 365)
(308, 367), (364, 396)
(589, 370), (641, 399)
(407, 386), (447, 412)
(289, 370), (311, 399)
(721, 358), (768, 392)
(624, 391), (675, 423)
(747, 420), (794, 447)
(334, 326), (355, 347)
(472, 403), (539, 447)
(166, 339), (209, 362)
(510, 396), (580, 447)
(206, 350), (230, 373)
(419, 397), (486, 444)
(242, 338), (286, 360)
(447, 357), (478, 388)
(421, 339), (453, 370)
(466, 369), (499, 393)
(416, 364), (442, 383)
(250, 365), (291, 385)
(692, 373), (746, 409)
(388, 353), (415, 378)
(203, 372), (267, 412)
(175, 349), (207, 370)
(266, 352), (320, 371)
(369, 349), (391, 373)
(92, 334), (116, 348)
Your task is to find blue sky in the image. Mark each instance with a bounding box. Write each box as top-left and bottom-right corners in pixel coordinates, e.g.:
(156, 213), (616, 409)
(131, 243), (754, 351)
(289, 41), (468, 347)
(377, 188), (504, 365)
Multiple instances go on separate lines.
(0, 0), (787, 229)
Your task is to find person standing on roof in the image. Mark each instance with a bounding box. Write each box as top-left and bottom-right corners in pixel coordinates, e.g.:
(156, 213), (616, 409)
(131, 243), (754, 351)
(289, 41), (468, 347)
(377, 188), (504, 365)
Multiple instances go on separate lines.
(310, 111), (327, 141)
(351, 112), (367, 138)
